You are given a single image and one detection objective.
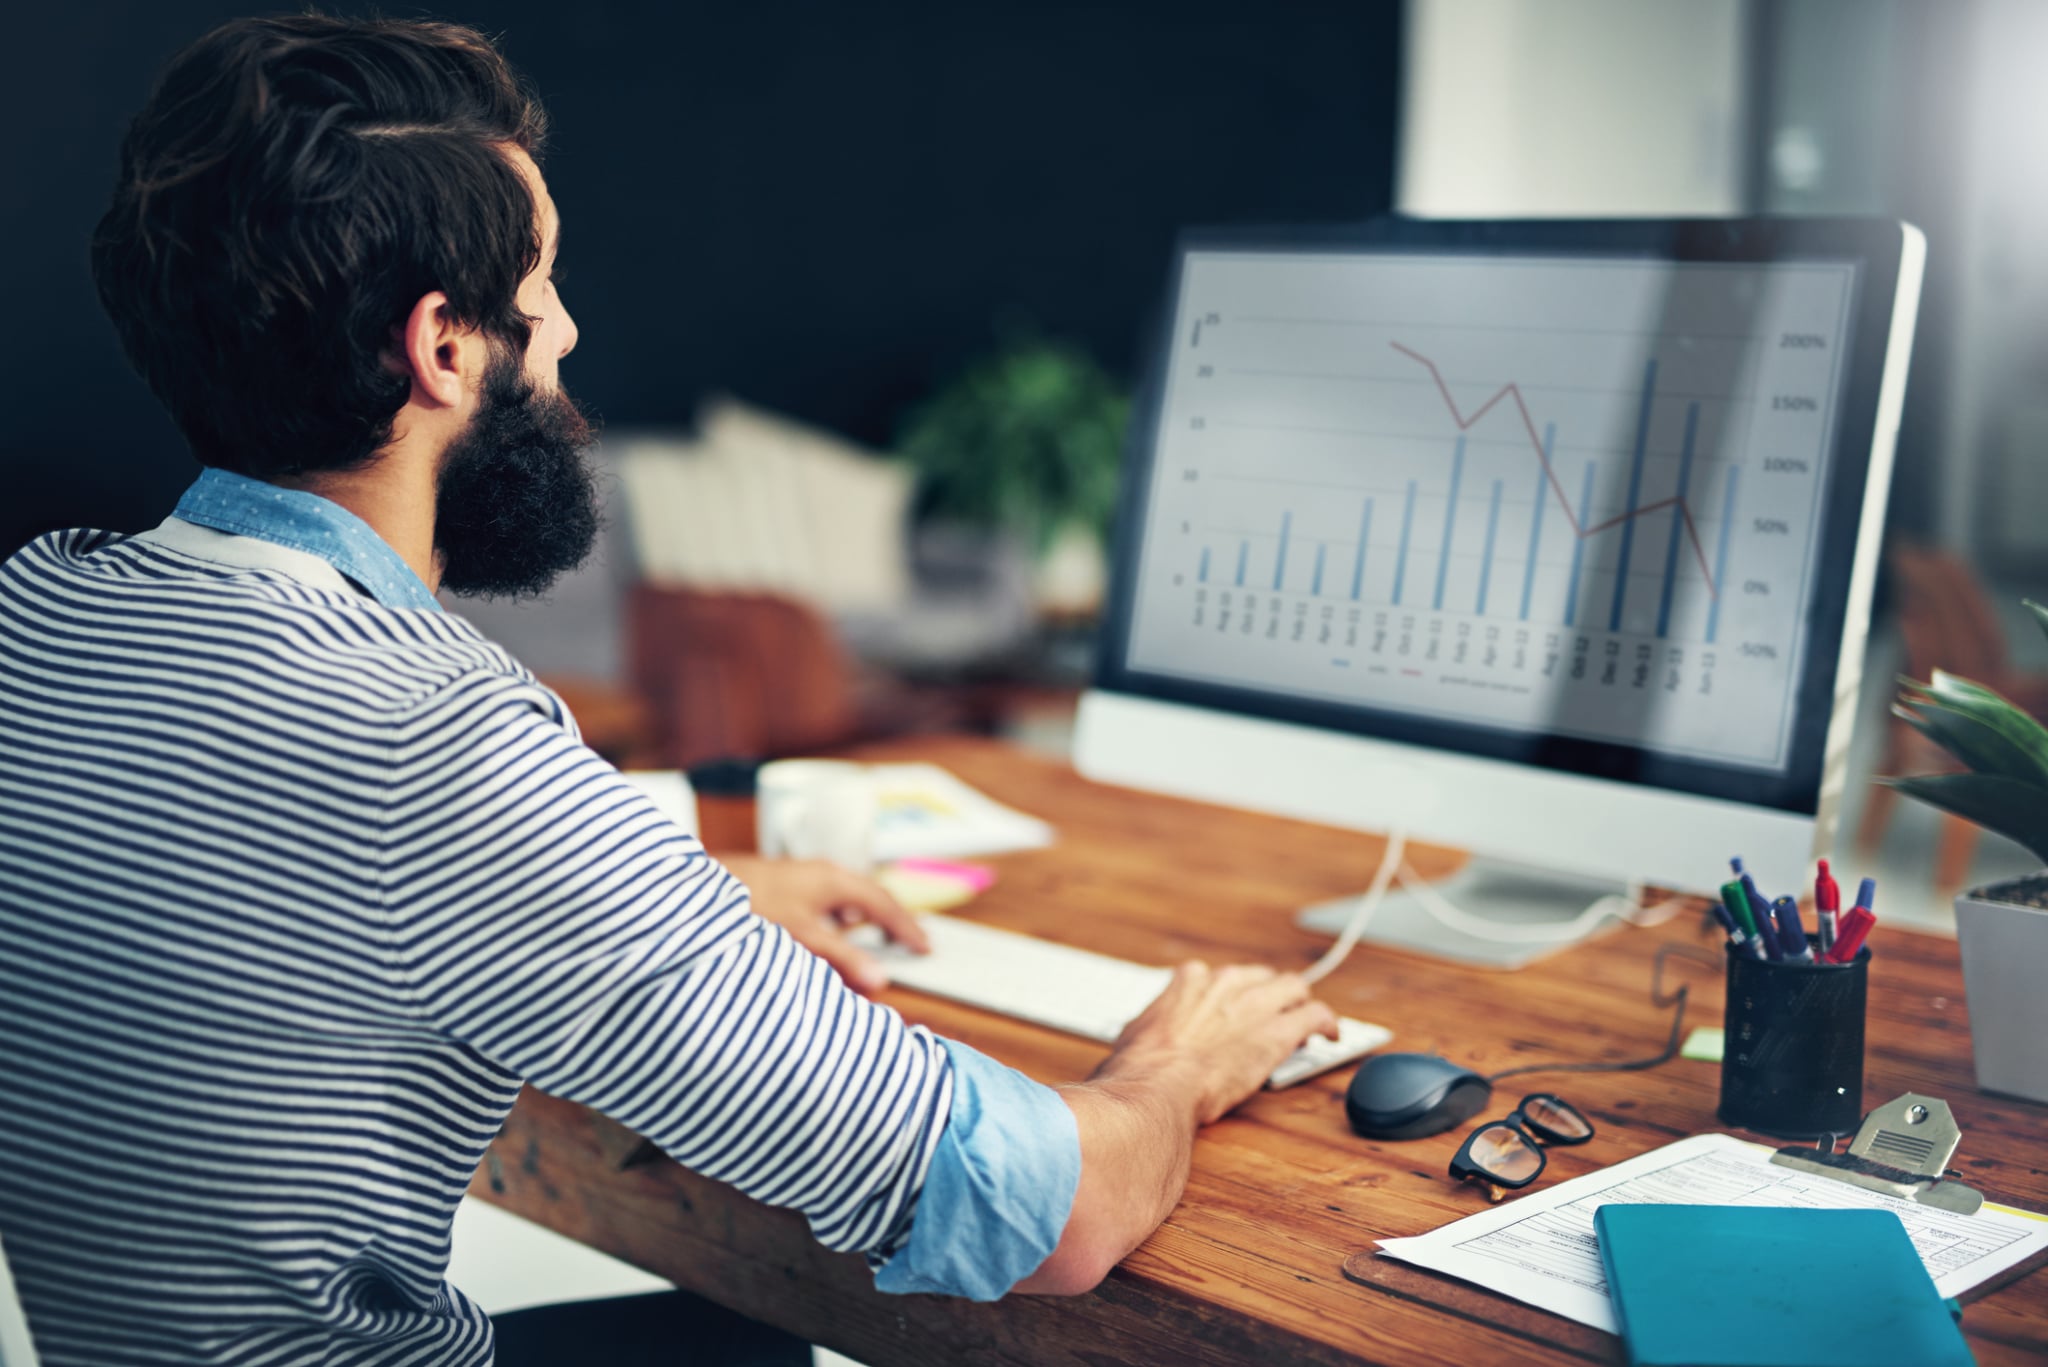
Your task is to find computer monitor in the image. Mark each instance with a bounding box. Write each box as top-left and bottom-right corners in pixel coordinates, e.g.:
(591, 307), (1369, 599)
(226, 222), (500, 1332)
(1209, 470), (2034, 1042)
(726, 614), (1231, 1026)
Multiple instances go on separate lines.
(1076, 218), (1923, 965)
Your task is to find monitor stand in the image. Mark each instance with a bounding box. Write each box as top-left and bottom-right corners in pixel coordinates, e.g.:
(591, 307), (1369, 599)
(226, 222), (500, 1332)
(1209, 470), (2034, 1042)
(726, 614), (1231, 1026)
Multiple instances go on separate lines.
(1294, 858), (1630, 971)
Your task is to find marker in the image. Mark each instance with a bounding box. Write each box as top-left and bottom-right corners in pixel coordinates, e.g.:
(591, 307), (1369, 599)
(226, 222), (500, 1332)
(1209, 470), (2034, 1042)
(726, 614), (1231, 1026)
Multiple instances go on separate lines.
(1730, 855), (1746, 877)
(1719, 880), (1767, 959)
(1815, 859), (1841, 955)
(1824, 879), (1878, 963)
(1772, 896), (1814, 962)
(1828, 905), (1876, 963)
(1741, 873), (1781, 959)
(1712, 884), (1764, 959)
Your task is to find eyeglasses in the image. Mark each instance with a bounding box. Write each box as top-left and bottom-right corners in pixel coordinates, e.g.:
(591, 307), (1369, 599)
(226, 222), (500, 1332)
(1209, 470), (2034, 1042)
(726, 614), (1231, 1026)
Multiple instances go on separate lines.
(1447, 1094), (1595, 1201)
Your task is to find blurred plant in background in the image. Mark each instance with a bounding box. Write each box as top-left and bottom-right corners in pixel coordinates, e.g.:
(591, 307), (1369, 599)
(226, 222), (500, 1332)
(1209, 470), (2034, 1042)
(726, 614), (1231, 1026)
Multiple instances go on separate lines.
(896, 335), (1130, 554)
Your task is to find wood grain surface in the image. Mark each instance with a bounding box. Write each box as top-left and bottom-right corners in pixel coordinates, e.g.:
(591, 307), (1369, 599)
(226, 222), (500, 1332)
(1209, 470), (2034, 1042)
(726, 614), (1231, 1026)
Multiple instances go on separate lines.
(471, 735), (2048, 1365)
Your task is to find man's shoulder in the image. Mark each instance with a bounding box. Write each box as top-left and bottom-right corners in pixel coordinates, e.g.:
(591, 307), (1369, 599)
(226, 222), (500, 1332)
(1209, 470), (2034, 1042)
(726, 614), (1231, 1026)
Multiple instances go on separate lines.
(3, 524), (555, 722)
(3, 524), (126, 571)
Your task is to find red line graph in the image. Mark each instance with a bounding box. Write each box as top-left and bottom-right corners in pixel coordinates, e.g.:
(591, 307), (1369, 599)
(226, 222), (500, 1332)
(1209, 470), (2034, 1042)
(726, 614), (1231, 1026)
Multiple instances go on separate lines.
(1390, 341), (1719, 598)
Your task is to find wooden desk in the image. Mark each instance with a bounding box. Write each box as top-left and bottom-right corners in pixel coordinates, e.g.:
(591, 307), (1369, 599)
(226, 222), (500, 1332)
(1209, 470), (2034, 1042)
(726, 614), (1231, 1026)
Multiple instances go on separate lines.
(471, 736), (2048, 1365)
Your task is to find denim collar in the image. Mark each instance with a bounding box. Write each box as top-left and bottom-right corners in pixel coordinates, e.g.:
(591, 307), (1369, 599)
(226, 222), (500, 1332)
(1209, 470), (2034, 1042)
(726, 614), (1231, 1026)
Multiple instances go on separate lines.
(171, 468), (441, 613)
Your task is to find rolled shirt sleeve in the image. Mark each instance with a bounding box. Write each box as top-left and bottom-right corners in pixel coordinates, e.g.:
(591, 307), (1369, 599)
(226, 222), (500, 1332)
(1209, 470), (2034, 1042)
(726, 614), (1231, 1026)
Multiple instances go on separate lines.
(875, 1038), (1081, 1301)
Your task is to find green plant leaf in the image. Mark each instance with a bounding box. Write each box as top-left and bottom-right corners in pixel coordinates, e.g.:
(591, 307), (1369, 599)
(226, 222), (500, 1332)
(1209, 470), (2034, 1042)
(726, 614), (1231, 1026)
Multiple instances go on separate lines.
(1909, 669), (2048, 778)
(2027, 599), (2048, 650)
(1892, 697), (2048, 788)
(1885, 772), (2048, 867)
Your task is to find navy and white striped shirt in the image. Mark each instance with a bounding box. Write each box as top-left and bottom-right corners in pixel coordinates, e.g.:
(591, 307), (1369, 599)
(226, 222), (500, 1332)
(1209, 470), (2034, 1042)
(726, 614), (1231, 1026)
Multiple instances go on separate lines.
(0, 472), (1077, 1367)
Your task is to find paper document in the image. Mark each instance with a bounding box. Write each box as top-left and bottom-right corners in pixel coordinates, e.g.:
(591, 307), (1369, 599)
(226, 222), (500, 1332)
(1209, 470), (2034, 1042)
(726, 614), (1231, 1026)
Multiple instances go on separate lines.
(1376, 1132), (2048, 1333)
(867, 764), (1055, 861)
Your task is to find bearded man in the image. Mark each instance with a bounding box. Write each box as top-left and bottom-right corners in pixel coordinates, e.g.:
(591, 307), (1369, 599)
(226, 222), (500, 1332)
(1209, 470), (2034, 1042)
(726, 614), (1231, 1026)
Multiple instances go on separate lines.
(0, 15), (1336, 1366)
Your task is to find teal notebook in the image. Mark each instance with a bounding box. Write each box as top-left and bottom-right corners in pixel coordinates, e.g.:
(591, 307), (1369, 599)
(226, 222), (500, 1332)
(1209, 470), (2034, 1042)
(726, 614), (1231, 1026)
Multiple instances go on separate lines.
(1593, 1205), (1975, 1367)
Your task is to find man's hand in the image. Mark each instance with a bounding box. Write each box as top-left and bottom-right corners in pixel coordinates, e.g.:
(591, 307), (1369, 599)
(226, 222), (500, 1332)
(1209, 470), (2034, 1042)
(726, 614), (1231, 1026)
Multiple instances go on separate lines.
(717, 855), (928, 995)
(1100, 962), (1340, 1125)
(1017, 961), (1338, 1294)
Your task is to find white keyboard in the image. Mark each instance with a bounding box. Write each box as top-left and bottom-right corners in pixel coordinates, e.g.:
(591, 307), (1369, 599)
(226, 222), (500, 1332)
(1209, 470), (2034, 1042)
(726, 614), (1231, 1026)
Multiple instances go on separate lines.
(852, 915), (1391, 1089)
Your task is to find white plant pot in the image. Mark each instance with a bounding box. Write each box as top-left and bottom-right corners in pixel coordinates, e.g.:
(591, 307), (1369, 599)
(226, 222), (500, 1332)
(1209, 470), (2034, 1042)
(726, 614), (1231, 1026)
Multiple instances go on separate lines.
(1954, 874), (2048, 1104)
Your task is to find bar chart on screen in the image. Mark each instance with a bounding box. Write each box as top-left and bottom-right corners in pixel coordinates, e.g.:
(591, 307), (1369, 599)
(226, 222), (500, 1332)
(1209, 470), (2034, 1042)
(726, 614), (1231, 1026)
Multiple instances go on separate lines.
(1126, 250), (1858, 770)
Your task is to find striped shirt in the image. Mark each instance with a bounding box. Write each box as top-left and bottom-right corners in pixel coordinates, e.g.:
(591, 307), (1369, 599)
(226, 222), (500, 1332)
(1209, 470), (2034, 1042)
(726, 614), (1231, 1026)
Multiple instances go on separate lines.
(0, 472), (1077, 1367)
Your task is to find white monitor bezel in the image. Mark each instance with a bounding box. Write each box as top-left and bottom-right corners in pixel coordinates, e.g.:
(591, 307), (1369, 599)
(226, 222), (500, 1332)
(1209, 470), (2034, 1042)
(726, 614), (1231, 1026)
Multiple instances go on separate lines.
(1078, 218), (1924, 892)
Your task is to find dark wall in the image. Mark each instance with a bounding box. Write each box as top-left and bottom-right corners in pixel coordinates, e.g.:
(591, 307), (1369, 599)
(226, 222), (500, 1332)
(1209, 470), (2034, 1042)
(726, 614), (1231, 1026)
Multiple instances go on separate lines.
(0, 1), (1402, 558)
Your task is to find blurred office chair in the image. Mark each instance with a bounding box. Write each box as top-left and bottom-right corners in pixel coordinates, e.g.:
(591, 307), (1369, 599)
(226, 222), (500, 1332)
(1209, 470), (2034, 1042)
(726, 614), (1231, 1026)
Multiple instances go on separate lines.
(628, 584), (857, 768)
(0, 1232), (41, 1367)
(1858, 544), (2048, 890)
(626, 583), (982, 769)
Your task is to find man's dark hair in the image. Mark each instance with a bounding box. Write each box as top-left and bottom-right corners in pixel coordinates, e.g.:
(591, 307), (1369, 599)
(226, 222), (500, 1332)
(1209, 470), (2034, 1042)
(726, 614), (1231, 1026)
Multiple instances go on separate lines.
(92, 14), (548, 479)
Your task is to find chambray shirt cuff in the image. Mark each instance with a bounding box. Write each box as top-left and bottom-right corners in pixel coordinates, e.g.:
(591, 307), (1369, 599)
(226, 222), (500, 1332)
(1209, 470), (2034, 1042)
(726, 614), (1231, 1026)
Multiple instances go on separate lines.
(874, 1038), (1080, 1301)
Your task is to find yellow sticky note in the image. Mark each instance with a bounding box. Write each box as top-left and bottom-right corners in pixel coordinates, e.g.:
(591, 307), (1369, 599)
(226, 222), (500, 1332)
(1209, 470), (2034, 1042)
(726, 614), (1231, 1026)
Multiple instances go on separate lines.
(876, 866), (980, 914)
(1681, 1027), (1725, 1062)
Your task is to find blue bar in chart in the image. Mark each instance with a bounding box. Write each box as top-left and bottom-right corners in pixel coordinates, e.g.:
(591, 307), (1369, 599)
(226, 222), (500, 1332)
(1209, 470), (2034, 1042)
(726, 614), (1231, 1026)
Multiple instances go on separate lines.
(1708, 465), (1740, 644)
(1312, 543), (1327, 596)
(1476, 479), (1503, 615)
(1273, 512), (1292, 592)
(1609, 358), (1660, 632)
(1235, 540), (1247, 588)
(1433, 436), (1467, 611)
(1199, 547), (1210, 584)
(1520, 424), (1553, 621)
(1394, 481), (1417, 605)
(1566, 462), (1596, 628)
(1351, 499), (1373, 600)
(1655, 402), (1701, 639)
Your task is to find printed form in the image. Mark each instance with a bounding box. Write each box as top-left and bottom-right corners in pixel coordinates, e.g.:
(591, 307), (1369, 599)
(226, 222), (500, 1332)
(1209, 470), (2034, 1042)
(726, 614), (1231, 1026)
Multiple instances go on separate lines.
(1376, 1132), (2048, 1333)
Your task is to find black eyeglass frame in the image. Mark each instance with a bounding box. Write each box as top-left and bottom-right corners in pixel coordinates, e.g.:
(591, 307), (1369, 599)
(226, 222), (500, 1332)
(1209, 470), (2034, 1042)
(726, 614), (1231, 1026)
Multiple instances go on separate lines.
(1447, 1093), (1596, 1192)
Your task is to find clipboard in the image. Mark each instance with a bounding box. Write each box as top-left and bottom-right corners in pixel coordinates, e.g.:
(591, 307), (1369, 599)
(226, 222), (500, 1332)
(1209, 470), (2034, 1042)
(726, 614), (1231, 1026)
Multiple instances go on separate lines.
(1768, 1092), (1983, 1214)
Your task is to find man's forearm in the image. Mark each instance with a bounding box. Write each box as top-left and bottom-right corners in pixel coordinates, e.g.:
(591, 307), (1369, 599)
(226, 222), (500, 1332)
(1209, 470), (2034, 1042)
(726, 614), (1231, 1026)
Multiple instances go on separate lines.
(1012, 1069), (1202, 1295)
(1005, 961), (1333, 1296)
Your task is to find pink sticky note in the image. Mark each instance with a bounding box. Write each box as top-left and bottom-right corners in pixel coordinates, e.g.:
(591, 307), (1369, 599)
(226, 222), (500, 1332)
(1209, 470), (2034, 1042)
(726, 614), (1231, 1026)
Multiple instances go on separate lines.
(891, 858), (997, 892)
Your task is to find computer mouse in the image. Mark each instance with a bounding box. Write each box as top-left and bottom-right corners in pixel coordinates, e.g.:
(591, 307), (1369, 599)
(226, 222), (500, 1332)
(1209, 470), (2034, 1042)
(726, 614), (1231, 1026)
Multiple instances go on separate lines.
(1345, 1052), (1492, 1141)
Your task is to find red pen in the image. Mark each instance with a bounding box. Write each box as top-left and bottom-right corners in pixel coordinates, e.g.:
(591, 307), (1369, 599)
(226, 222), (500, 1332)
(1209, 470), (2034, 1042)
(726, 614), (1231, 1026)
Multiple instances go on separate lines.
(1828, 907), (1875, 962)
(1815, 859), (1841, 955)
(1826, 878), (1878, 963)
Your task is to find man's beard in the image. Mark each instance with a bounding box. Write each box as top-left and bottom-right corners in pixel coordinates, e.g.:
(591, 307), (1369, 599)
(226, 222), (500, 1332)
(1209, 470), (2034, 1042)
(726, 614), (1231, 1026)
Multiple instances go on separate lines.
(434, 349), (602, 599)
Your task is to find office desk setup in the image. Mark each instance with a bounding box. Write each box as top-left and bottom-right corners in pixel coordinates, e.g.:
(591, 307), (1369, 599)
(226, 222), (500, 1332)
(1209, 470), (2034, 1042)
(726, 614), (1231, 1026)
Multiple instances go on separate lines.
(468, 734), (2048, 1366)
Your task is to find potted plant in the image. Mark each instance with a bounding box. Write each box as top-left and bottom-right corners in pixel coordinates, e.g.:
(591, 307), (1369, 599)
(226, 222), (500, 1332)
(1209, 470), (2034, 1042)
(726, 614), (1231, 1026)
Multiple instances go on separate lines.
(895, 335), (1129, 617)
(1889, 600), (2048, 1104)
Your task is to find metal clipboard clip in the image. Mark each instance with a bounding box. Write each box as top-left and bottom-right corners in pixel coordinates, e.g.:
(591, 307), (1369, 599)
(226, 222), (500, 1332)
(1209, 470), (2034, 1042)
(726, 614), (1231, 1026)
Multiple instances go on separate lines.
(1768, 1092), (1984, 1215)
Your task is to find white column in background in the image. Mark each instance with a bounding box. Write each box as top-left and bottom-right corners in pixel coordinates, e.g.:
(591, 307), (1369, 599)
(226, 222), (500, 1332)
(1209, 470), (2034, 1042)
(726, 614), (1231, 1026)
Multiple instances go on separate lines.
(1398, 0), (1747, 218)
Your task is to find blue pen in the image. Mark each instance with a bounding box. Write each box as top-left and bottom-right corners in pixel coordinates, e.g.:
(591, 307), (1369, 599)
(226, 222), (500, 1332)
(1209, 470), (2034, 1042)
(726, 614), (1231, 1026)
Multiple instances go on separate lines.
(1771, 896), (1814, 963)
(1730, 855), (1746, 877)
(1740, 874), (1781, 959)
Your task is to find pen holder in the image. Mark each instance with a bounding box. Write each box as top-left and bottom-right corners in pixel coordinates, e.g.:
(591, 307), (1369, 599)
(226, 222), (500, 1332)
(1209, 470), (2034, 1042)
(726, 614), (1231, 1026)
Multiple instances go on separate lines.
(1718, 938), (1868, 1139)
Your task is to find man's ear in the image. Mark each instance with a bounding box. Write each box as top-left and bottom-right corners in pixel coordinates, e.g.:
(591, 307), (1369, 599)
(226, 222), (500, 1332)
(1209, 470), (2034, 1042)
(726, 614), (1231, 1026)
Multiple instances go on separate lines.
(394, 292), (478, 410)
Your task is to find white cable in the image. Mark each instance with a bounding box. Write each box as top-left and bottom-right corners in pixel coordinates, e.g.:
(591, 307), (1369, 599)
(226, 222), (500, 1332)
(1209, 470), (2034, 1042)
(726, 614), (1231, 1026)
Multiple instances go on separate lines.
(1302, 838), (1696, 980)
(1301, 829), (1406, 984)
(1390, 862), (1637, 943)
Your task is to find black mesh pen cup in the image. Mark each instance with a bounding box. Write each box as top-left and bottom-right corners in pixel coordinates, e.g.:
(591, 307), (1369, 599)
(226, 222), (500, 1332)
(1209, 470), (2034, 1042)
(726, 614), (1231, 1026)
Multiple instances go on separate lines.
(1718, 938), (1868, 1139)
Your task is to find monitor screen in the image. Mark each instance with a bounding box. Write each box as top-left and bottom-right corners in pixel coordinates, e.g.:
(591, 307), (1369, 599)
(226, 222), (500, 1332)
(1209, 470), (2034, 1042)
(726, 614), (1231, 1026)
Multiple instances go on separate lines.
(1100, 225), (1898, 817)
